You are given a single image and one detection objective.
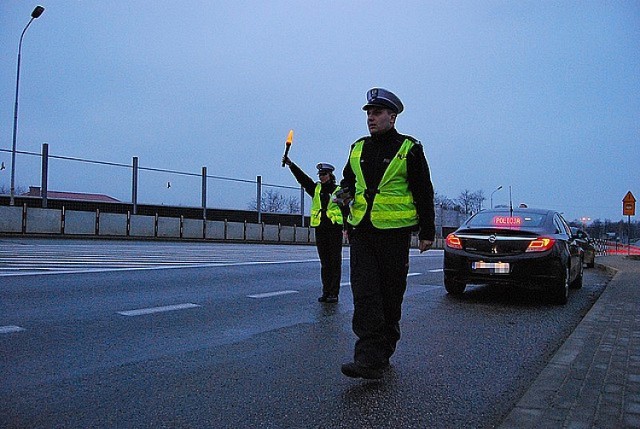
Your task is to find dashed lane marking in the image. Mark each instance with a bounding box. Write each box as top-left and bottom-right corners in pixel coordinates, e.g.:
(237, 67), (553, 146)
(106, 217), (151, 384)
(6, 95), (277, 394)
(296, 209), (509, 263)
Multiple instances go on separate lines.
(0, 325), (26, 334)
(247, 290), (299, 299)
(117, 303), (201, 317)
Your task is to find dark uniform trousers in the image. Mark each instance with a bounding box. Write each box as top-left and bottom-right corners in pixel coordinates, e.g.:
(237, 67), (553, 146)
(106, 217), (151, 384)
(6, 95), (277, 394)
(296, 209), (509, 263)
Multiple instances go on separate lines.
(349, 228), (411, 367)
(315, 226), (343, 297)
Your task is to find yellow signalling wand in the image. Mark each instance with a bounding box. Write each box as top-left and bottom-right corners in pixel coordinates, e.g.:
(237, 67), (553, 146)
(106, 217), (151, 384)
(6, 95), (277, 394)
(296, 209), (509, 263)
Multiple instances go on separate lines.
(281, 129), (294, 167)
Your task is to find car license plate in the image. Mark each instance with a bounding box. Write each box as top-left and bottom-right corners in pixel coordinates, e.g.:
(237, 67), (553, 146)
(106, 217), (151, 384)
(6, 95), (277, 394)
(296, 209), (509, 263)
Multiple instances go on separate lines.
(472, 261), (510, 274)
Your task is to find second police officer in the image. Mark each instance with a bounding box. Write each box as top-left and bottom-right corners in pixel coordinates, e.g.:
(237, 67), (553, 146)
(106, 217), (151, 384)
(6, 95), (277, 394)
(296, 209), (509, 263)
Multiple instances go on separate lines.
(283, 156), (344, 303)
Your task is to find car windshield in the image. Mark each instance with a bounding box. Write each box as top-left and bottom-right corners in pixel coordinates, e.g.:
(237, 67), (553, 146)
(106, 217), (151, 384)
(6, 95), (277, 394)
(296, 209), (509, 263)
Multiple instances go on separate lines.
(466, 211), (546, 229)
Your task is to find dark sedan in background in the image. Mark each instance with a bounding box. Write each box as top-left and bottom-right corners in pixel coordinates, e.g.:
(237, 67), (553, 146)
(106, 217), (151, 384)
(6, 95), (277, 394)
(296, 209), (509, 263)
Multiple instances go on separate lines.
(444, 208), (583, 304)
(571, 227), (596, 268)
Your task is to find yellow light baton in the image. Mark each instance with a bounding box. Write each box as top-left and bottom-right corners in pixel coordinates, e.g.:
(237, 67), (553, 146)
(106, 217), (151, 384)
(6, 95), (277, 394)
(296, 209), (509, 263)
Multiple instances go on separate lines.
(281, 129), (294, 167)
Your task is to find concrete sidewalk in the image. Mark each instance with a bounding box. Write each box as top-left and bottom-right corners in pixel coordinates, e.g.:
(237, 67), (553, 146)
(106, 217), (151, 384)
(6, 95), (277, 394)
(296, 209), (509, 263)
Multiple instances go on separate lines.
(500, 255), (640, 429)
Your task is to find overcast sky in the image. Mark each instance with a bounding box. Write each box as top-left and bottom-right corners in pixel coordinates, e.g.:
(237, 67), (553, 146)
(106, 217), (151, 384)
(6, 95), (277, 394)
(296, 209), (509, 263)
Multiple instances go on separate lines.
(1, 1), (638, 222)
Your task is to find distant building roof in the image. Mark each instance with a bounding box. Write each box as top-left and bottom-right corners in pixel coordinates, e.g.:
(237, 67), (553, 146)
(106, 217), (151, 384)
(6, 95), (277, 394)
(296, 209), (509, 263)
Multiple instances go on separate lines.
(24, 186), (120, 202)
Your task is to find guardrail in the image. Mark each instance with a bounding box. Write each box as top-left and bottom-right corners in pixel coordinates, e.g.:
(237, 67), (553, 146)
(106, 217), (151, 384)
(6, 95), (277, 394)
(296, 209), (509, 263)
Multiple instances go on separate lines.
(0, 205), (314, 243)
(0, 204), (445, 249)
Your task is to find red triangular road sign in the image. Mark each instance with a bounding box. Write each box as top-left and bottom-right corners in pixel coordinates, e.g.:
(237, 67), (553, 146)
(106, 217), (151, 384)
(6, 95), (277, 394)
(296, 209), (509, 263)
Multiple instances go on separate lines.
(623, 191), (636, 203)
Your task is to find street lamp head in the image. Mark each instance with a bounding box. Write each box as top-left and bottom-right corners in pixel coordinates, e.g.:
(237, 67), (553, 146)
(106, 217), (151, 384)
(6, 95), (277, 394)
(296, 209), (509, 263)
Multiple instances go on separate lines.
(31, 6), (45, 19)
(497, 185), (503, 190)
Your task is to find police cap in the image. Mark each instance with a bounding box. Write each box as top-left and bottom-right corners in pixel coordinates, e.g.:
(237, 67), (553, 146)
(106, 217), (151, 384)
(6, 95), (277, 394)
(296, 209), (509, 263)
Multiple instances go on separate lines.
(362, 88), (404, 114)
(316, 162), (335, 174)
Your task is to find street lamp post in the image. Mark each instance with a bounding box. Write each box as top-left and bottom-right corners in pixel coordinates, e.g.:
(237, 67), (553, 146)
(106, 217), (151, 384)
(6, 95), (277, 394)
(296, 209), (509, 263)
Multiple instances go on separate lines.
(490, 185), (503, 209)
(9, 5), (45, 206)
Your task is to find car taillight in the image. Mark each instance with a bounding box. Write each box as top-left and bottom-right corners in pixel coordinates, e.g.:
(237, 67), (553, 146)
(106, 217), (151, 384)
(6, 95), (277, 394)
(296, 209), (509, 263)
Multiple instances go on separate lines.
(446, 233), (462, 250)
(526, 237), (555, 252)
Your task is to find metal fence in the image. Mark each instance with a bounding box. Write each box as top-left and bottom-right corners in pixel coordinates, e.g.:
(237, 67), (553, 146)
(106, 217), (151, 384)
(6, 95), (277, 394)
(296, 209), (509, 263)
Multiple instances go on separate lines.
(0, 144), (464, 233)
(1, 144), (304, 224)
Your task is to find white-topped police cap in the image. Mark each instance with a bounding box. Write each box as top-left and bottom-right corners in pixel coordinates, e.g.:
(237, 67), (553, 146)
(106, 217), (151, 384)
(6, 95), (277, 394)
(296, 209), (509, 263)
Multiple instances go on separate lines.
(316, 162), (335, 173)
(362, 88), (404, 114)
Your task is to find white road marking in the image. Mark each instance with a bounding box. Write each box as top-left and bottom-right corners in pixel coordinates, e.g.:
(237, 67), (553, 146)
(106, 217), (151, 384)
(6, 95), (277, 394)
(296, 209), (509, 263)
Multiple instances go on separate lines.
(247, 290), (299, 299)
(117, 303), (201, 316)
(0, 325), (26, 334)
(0, 259), (321, 277)
(429, 269), (444, 272)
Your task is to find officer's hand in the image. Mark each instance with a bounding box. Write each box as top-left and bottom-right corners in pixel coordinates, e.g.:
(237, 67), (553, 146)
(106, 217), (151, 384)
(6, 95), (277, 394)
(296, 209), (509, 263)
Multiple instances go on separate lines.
(282, 156), (291, 166)
(419, 240), (433, 253)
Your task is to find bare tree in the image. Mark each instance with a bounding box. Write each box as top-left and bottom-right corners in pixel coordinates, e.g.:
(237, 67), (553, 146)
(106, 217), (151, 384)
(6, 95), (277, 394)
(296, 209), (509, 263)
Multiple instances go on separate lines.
(285, 195), (300, 214)
(471, 190), (486, 213)
(456, 189), (486, 215)
(456, 189), (475, 215)
(0, 184), (27, 196)
(435, 191), (454, 209)
(249, 189), (300, 214)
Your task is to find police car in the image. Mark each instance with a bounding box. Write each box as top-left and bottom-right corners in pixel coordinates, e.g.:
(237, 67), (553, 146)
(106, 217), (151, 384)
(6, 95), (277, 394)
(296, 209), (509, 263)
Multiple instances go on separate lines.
(443, 208), (583, 304)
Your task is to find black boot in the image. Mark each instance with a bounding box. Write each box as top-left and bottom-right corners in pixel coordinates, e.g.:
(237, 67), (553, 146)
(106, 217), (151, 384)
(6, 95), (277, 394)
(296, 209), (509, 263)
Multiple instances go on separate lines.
(340, 362), (385, 380)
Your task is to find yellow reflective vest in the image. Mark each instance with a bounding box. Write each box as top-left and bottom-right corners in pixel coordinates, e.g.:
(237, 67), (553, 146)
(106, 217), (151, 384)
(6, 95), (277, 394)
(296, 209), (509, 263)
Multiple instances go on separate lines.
(348, 139), (418, 229)
(311, 183), (343, 227)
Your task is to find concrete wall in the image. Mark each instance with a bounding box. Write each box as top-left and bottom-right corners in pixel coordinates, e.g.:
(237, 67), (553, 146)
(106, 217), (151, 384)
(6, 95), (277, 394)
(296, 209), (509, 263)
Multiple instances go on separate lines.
(280, 226), (295, 242)
(263, 224), (279, 241)
(0, 206), (23, 233)
(99, 212), (127, 236)
(183, 219), (204, 239)
(226, 221), (245, 240)
(64, 210), (96, 235)
(157, 217), (180, 238)
(205, 220), (225, 240)
(0, 205), (446, 249)
(26, 208), (61, 234)
(130, 215), (155, 237)
(245, 223), (262, 241)
(295, 227), (310, 243)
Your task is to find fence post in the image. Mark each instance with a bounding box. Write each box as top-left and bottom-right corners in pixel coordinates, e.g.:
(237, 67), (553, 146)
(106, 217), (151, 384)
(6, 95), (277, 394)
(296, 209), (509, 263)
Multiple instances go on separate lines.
(132, 156), (138, 215)
(300, 185), (305, 227)
(201, 166), (207, 220)
(201, 166), (207, 239)
(256, 175), (262, 224)
(41, 143), (48, 208)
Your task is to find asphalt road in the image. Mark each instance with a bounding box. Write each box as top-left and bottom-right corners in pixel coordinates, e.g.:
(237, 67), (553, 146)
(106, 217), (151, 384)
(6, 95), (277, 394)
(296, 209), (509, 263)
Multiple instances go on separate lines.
(0, 239), (611, 428)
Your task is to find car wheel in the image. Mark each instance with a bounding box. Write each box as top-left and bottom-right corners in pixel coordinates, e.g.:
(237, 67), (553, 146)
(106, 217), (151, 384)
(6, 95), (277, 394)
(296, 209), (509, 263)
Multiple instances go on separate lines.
(551, 266), (569, 305)
(444, 275), (466, 295)
(570, 259), (584, 289)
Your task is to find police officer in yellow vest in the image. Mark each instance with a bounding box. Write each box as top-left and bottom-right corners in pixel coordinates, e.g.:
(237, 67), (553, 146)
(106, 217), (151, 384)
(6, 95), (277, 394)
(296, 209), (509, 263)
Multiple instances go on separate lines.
(283, 157), (344, 303)
(337, 88), (435, 379)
